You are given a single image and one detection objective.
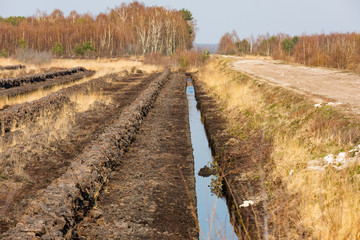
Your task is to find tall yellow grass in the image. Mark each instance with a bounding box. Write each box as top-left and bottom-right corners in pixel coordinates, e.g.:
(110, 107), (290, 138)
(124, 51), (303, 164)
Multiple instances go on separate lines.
(198, 57), (360, 239)
(48, 58), (161, 76)
(0, 58), (147, 178)
(0, 83), (115, 183)
(69, 91), (112, 112)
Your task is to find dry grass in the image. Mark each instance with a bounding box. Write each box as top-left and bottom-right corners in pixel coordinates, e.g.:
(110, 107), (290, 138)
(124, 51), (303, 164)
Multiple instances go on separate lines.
(70, 91), (112, 113)
(0, 82), (114, 184)
(0, 57), (161, 75)
(197, 57), (360, 239)
(0, 73), (94, 109)
(0, 58), (162, 222)
(47, 58), (162, 76)
(0, 57), (161, 184)
(0, 58), (161, 109)
(0, 68), (42, 79)
(0, 58), (42, 78)
(0, 104), (74, 177)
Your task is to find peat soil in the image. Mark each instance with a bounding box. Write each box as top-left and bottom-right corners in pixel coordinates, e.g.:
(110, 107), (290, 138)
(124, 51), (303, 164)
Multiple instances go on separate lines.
(75, 73), (198, 239)
(193, 76), (266, 239)
(0, 68), (95, 109)
(0, 65), (25, 71)
(0, 72), (159, 233)
(0, 67), (89, 89)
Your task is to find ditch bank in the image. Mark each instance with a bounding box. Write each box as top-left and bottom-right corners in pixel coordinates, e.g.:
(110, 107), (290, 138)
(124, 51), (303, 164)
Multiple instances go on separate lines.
(192, 75), (266, 239)
(1, 69), (171, 239)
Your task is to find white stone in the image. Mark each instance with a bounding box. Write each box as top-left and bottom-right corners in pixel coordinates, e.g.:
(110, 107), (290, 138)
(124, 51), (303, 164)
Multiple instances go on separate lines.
(239, 200), (254, 208)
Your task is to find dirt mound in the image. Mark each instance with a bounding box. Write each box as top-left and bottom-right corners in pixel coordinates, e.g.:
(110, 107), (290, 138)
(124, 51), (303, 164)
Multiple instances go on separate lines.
(0, 67), (86, 89)
(0, 65), (25, 70)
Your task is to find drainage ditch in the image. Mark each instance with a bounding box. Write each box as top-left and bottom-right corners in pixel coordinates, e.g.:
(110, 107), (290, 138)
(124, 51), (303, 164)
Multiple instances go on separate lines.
(186, 77), (238, 240)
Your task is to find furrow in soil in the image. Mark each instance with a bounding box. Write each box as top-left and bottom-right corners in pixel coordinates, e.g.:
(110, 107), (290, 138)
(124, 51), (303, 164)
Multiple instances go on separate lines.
(75, 73), (198, 240)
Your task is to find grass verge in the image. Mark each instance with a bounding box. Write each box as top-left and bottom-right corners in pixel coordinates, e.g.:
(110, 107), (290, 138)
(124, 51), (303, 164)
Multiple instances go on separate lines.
(196, 57), (360, 239)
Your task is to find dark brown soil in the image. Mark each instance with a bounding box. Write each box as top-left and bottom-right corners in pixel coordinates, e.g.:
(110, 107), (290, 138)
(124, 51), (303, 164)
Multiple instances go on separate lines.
(0, 67), (89, 89)
(0, 72), (159, 233)
(75, 73), (198, 240)
(1, 70), (198, 239)
(0, 65), (25, 70)
(0, 68), (95, 108)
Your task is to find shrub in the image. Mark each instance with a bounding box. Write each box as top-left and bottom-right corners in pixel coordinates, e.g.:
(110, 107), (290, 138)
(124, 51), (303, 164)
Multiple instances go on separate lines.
(74, 41), (95, 56)
(175, 50), (203, 69)
(201, 48), (210, 63)
(18, 38), (28, 49)
(179, 55), (190, 68)
(282, 38), (295, 53)
(52, 42), (64, 57)
(1, 16), (26, 26)
(0, 49), (8, 58)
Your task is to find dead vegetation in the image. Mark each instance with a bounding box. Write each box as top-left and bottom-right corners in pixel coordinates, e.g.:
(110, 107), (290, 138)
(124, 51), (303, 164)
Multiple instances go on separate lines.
(0, 3), (194, 57)
(196, 57), (360, 239)
(0, 69), (170, 239)
(0, 57), (165, 233)
(0, 58), (160, 110)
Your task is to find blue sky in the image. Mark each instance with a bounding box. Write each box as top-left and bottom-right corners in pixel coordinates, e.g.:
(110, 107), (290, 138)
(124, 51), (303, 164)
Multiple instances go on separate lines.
(1, 0), (359, 44)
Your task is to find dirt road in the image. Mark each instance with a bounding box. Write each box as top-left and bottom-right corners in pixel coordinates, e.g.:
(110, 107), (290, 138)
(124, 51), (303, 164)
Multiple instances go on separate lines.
(229, 57), (360, 113)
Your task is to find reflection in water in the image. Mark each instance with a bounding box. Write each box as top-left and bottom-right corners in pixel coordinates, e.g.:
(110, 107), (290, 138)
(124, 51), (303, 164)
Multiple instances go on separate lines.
(186, 78), (238, 240)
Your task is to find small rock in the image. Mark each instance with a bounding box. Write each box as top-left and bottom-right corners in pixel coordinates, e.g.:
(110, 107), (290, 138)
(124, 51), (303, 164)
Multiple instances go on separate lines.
(239, 200), (254, 208)
(198, 166), (216, 177)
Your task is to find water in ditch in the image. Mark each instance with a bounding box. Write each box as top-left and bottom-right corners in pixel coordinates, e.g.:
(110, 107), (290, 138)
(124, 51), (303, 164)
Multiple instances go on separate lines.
(186, 78), (238, 240)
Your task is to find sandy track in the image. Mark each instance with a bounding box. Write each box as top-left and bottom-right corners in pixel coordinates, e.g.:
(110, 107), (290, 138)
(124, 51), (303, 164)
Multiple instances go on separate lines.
(75, 73), (198, 239)
(230, 57), (360, 113)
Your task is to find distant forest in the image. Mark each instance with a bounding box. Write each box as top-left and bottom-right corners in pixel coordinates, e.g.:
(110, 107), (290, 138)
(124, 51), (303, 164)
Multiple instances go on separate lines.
(218, 31), (360, 71)
(0, 2), (195, 58)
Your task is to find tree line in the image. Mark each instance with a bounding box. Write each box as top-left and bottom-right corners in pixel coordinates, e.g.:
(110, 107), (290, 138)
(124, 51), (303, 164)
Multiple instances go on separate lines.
(218, 31), (360, 71)
(0, 2), (195, 58)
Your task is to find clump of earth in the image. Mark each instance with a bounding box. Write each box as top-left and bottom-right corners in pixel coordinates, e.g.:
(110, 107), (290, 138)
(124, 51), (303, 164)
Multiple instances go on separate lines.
(198, 165), (216, 177)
